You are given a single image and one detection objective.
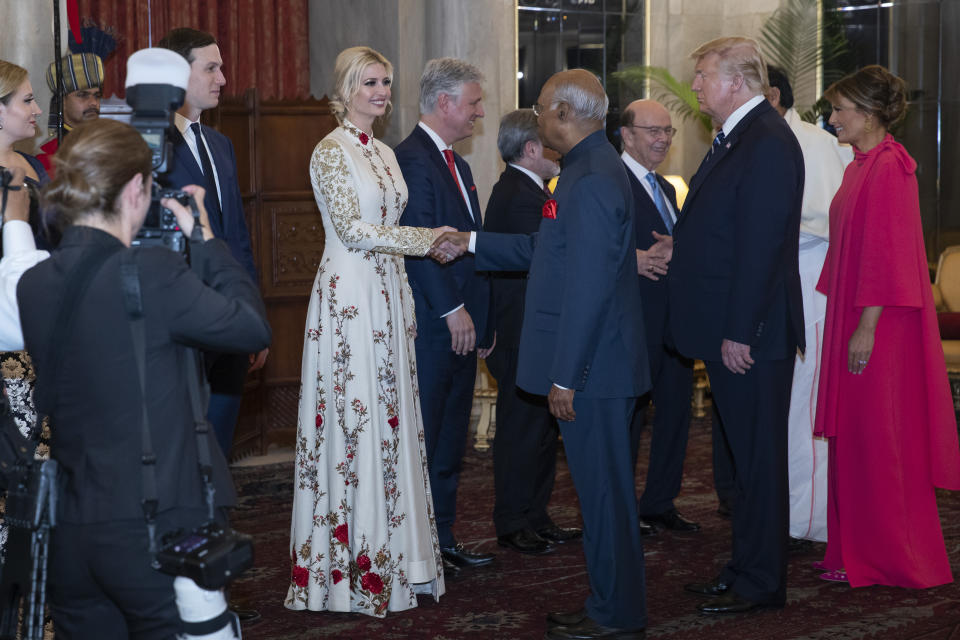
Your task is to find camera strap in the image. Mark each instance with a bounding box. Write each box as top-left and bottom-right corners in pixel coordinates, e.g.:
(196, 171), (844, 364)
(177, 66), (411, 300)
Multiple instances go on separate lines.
(119, 251), (219, 554)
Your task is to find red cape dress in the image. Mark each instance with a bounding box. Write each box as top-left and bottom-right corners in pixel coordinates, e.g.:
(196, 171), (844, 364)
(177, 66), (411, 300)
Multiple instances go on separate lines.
(814, 134), (960, 588)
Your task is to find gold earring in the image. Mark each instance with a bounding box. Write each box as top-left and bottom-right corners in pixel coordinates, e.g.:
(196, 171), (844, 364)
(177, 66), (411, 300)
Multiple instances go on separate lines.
(864, 117), (873, 133)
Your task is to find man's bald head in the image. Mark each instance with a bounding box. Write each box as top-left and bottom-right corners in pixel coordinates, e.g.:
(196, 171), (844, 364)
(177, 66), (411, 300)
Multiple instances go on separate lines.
(543, 69), (608, 122)
(535, 69), (608, 155)
(620, 99), (674, 171)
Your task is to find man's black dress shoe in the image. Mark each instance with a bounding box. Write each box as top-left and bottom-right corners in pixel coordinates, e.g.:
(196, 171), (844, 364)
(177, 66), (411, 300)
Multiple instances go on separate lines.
(442, 556), (461, 577)
(639, 508), (700, 532)
(537, 524), (583, 544)
(440, 542), (495, 567)
(547, 608), (586, 627)
(698, 591), (780, 614)
(545, 615), (645, 639)
(683, 579), (729, 597)
(498, 529), (553, 555)
(637, 519), (656, 537)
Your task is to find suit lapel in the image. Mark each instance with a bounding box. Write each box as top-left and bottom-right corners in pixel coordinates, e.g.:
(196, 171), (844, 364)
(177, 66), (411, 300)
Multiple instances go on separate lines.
(170, 126), (206, 186)
(682, 101), (770, 220)
(456, 154), (482, 230)
(412, 127), (475, 227)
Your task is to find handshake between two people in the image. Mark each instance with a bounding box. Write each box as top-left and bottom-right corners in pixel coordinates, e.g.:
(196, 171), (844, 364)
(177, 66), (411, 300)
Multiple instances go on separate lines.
(427, 228), (472, 264)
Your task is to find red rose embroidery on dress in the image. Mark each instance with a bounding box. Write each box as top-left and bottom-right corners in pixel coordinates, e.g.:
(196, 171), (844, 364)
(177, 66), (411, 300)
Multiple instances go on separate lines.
(361, 571), (384, 594)
(292, 565), (309, 587)
(331, 569), (344, 584)
(358, 132), (369, 145)
(356, 554), (371, 571)
(388, 416), (399, 429)
(334, 524), (349, 543)
(542, 199), (557, 219)
(316, 413), (323, 427)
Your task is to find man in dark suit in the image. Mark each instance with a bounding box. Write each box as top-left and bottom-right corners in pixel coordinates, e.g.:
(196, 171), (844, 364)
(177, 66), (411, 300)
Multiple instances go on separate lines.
(669, 37), (805, 614)
(158, 28), (268, 459)
(620, 99), (699, 537)
(395, 58), (495, 570)
(482, 109), (582, 556)
(436, 68), (651, 640)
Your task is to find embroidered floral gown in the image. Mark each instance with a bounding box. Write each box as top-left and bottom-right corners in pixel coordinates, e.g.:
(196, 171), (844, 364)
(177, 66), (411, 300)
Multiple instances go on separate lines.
(285, 121), (444, 616)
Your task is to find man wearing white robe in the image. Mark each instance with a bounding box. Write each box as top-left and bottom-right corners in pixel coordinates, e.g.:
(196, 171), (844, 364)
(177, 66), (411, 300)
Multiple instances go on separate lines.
(767, 66), (853, 542)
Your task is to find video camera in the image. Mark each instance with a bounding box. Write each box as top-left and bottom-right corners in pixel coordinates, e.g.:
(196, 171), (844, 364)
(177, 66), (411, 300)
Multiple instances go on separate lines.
(125, 48), (199, 254)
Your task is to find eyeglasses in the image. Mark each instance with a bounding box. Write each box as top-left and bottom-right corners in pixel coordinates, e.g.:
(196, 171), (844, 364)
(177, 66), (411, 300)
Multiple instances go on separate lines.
(630, 125), (677, 138)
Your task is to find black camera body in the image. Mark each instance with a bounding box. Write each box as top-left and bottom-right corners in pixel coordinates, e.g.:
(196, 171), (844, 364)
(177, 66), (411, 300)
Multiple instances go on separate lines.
(155, 522), (254, 590)
(133, 187), (197, 254)
(125, 82), (195, 254)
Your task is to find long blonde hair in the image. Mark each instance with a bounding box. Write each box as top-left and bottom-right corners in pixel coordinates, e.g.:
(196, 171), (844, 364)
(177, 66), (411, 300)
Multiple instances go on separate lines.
(330, 46), (393, 122)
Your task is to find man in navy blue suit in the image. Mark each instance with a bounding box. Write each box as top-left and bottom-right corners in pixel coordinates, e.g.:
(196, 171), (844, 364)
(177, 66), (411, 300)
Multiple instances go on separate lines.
(158, 28), (268, 459)
(670, 37), (804, 614)
(395, 58), (495, 570)
(435, 68), (651, 640)
(619, 99), (699, 537)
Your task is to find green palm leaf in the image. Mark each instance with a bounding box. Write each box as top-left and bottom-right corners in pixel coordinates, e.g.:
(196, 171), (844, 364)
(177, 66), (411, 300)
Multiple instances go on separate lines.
(612, 65), (714, 135)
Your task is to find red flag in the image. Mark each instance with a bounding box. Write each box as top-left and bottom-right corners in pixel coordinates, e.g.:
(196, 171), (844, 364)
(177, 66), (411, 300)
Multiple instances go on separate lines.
(67, 0), (82, 45)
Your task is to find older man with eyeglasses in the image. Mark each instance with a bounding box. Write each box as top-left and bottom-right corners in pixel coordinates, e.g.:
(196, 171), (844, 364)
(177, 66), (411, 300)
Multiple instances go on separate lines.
(619, 99), (700, 539)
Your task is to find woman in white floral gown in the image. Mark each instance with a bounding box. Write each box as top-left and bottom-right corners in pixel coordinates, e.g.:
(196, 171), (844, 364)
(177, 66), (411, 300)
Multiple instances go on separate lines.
(285, 46), (453, 617)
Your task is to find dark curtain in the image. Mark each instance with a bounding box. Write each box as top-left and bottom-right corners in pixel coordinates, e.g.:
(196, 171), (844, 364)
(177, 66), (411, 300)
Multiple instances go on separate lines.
(77, 0), (310, 100)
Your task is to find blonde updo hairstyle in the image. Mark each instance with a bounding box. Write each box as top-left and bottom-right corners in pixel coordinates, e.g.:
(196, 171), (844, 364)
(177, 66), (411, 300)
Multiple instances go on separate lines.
(825, 65), (908, 129)
(329, 46), (393, 122)
(42, 118), (153, 226)
(0, 60), (29, 106)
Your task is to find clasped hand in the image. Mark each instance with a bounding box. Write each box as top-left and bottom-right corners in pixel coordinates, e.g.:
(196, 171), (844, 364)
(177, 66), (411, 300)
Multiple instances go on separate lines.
(428, 229), (471, 264)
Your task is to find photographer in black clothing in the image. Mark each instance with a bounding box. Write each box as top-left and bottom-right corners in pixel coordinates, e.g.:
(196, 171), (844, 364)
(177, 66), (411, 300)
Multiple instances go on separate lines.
(16, 118), (271, 639)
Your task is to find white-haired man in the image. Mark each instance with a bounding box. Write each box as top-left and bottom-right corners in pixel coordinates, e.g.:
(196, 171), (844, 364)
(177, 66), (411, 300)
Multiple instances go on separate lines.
(395, 58), (495, 571)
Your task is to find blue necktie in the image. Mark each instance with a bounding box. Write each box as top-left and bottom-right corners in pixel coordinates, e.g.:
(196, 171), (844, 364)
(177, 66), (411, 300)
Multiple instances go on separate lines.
(709, 130), (726, 160)
(645, 172), (673, 233)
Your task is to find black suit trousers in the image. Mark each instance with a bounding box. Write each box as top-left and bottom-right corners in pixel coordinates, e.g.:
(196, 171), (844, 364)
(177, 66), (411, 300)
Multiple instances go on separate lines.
(486, 346), (559, 536)
(705, 357), (793, 604)
(630, 343), (694, 515)
(49, 508), (212, 639)
(416, 345), (477, 548)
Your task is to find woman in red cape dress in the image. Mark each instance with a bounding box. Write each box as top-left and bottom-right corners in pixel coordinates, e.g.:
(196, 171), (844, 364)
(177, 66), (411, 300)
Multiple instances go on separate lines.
(814, 65), (960, 589)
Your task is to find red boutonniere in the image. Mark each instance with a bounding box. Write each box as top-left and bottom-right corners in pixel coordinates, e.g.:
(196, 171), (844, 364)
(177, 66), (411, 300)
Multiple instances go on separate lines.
(358, 131), (369, 145)
(542, 199), (558, 219)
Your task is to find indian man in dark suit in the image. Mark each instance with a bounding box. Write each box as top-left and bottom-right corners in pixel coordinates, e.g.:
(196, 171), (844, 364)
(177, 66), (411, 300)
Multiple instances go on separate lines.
(482, 109), (582, 556)
(619, 99), (699, 536)
(435, 68), (651, 640)
(395, 58), (495, 570)
(670, 36), (805, 614)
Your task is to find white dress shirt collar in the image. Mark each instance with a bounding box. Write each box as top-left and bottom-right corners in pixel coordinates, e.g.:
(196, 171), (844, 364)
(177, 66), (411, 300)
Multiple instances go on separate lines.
(418, 121), (451, 152)
(508, 163), (545, 191)
(721, 94), (766, 137)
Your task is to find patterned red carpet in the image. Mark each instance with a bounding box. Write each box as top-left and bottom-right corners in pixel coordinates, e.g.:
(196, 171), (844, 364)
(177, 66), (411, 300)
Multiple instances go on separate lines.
(229, 419), (960, 639)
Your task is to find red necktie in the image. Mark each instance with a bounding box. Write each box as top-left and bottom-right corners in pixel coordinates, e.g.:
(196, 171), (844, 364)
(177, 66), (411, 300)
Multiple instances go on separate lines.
(442, 149), (466, 203)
